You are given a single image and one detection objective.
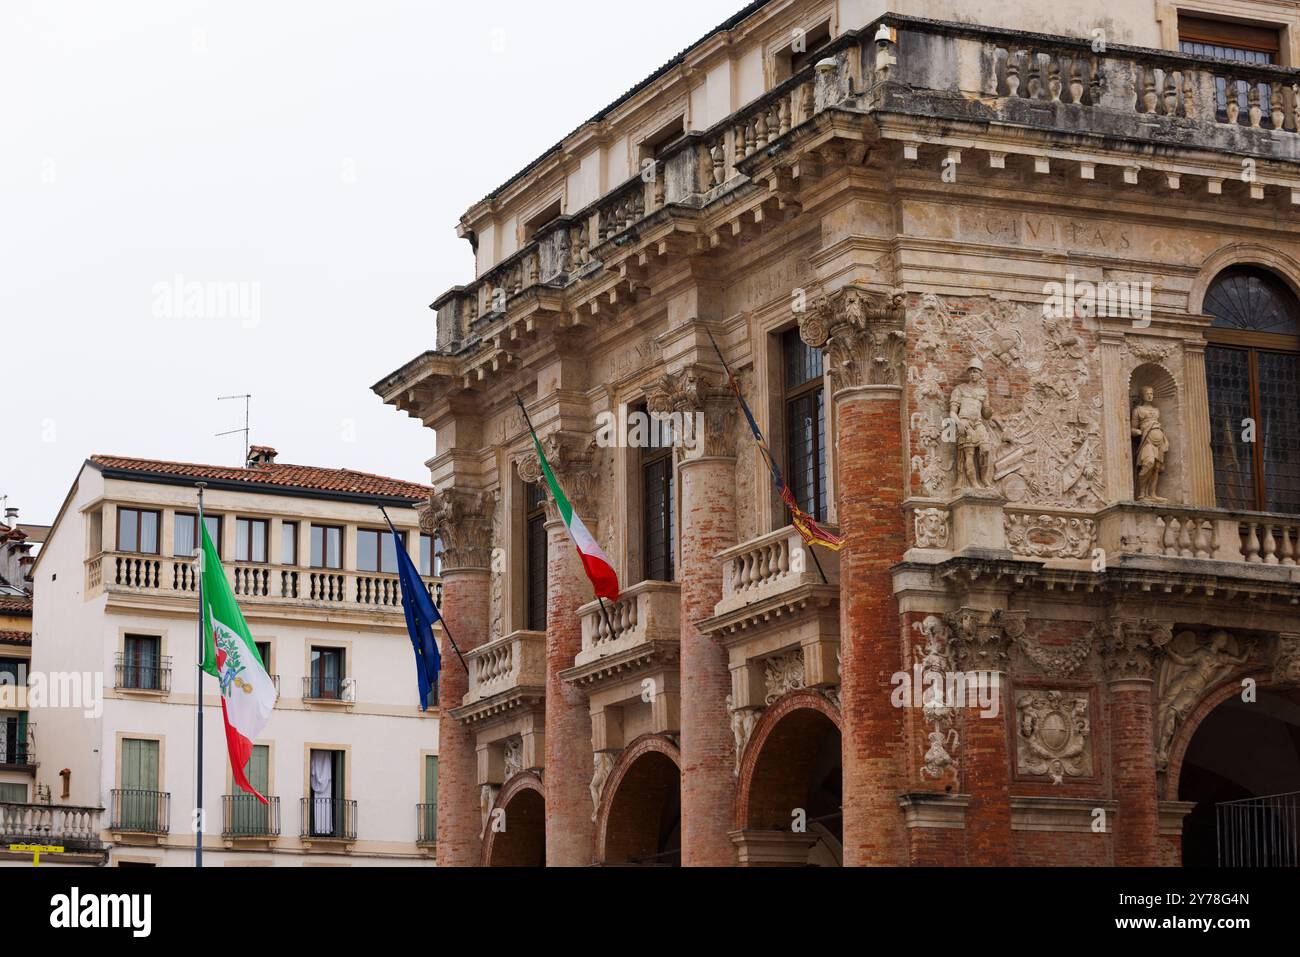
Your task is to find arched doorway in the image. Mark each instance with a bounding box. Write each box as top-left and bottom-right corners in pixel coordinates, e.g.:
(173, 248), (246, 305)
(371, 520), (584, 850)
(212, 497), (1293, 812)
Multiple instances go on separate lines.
(595, 735), (681, 866)
(1175, 686), (1300, 866)
(735, 691), (842, 866)
(481, 772), (546, 867)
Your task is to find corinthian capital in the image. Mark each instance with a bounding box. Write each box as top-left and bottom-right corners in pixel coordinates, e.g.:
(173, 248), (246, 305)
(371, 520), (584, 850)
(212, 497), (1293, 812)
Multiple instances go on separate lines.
(646, 365), (737, 461)
(515, 430), (599, 521)
(1098, 618), (1172, 683)
(798, 285), (907, 392)
(419, 488), (496, 571)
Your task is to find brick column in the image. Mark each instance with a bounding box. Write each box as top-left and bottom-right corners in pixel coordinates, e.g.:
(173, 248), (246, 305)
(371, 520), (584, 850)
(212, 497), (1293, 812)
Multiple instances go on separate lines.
(947, 607), (1015, 865)
(650, 367), (737, 866)
(1101, 618), (1168, 866)
(422, 488), (495, 867)
(799, 286), (909, 866)
(524, 433), (598, 866)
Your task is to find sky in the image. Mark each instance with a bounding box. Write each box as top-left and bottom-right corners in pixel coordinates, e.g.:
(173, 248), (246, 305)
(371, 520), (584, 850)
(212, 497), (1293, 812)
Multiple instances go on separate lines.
(2, 0), (747, 525)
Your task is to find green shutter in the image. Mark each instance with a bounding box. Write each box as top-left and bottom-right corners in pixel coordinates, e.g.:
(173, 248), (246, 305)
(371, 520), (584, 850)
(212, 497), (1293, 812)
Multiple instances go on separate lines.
(119, 739), (160, 831)
(422, 756), (438, 840)
(228, 744), (271, 836)
(0, 782), (26, 803)
(248, 745), (270, 794)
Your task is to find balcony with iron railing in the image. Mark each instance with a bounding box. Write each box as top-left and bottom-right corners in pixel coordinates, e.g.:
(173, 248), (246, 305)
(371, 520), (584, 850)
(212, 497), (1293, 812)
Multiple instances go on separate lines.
(86, 551), (440, 616)
(113, 653), (172, 694)
(302, 675), (355, 704)
(109, 788), (170, 835)
(0, 802), (104, 854)
(300, 797), (356, 843)
(222, 794), (281, 841)
(416, 803), (436, 846)
(0, 722), (35, 772)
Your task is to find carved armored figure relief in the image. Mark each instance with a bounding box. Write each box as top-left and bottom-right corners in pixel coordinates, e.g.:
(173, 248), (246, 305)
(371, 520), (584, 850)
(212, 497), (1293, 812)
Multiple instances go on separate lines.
(1016, 690), (1092, 784)
(913, 615), (960, 780)
(1155, 630), (1252, 769)
(910, 296), (1104, 508)
(1131, 386), (1170, 502)
(949, 358), (996, 490)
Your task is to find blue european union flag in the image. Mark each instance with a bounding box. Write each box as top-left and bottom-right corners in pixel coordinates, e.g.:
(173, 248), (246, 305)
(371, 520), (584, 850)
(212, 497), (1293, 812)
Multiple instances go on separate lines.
(389, 525), (442, 711)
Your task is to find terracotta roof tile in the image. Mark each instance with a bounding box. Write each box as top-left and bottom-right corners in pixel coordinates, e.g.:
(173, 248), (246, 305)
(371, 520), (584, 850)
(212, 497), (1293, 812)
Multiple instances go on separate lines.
(90, 455), (431, 502)
(0, 596), (32, 615)
(0, 631), (31, 645)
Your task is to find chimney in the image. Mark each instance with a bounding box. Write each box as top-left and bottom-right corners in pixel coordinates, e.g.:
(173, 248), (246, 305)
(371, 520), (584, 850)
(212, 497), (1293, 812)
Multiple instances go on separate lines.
(246, 446), (278, 468)
(3, 507), (16, 528)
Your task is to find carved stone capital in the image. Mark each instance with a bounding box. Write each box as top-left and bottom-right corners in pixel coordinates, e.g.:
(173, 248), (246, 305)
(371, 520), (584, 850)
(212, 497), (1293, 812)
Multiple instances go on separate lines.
(1098, 618), (1172, 683)
(944, 607), (1018, 673)
(515, 430), (599, 520)
(798, 285), (907, 392)
(419, 488), (496, 571)
(646, 366), (737, 461)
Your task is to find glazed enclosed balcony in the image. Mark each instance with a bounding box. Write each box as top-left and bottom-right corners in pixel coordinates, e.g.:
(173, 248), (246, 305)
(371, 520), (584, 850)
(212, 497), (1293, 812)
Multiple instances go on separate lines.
(395, 14), (1300, 378)
(86, 550), (439, 616)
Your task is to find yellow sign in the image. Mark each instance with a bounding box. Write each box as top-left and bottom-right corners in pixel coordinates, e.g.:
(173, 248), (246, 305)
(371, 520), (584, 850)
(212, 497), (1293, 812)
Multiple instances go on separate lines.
(8, 843), (64, 866)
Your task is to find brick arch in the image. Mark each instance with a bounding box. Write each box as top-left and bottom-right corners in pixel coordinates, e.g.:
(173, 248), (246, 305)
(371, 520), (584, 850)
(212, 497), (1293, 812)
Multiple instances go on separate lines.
(480, 770), (545, 867)
(735, 689), (842, 830)
(594, 734), (681, 865)
(1165, 668), (1272, 794)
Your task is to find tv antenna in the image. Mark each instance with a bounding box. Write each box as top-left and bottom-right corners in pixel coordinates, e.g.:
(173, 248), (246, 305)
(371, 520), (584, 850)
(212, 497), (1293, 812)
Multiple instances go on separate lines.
(217, 394), (252, 465)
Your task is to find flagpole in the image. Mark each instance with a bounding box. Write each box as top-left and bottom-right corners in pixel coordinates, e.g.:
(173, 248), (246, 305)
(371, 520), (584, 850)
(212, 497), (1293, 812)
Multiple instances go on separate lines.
(377, 505), (468, 672)
(702, 325), (831, 586)
(195, 482), (206, 869)
(514, 392), (621, 637)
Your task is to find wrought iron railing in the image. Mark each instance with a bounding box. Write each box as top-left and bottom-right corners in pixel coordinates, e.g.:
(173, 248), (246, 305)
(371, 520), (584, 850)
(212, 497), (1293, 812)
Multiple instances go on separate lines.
(1217, 791), (1300, 866)
(300, 797), (356, 840)
(222, 794), (280, 838)
(114, 652), (172, 692)
(0, 721), (34, 767)
(302, 675), (354, 702)
(110, 788), (170, 834)
(416, 803), (437, 845)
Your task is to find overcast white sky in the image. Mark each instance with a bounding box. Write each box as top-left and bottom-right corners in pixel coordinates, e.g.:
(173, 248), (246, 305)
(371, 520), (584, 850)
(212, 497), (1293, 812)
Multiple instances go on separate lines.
(2, 0), (745, 524)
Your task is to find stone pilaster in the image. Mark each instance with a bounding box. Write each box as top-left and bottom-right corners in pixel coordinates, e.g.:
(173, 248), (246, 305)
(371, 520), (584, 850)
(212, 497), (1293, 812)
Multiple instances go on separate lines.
(649, 366), (738, 866)
(1182, 341), (1216, 507)
(946, 607), (1017, 865)
(520, 433), (599, 866)
(419, 487), (495, 867)
(1099, 333), (1132, 503)
(799, 284), (909, 866)
(1100, 617), (1170, 866)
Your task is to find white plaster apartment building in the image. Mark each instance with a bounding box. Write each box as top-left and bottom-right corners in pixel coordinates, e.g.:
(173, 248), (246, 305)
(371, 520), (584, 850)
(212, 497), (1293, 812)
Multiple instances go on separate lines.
(8, 447), (442, 866)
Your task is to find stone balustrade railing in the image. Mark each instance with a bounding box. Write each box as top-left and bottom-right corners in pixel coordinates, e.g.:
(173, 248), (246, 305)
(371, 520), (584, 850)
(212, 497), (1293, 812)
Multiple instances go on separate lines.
(0, 802), (104, 852)
(86, 551), (438, 612)
(715, 524), (841, 617)
(463, 629), (546, 705)
(575, 579), (681, 668)
(1097, 503), (1300, 565)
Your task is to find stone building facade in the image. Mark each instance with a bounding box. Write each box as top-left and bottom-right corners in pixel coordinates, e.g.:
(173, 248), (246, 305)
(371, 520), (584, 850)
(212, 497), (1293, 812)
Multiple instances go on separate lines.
(377, 0), (1300, 866)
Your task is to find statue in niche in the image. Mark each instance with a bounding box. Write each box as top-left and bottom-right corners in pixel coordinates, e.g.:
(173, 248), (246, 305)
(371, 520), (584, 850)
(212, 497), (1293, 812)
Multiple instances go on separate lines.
(1131, 386), (1170, 503)
(948, 357), (996, 490)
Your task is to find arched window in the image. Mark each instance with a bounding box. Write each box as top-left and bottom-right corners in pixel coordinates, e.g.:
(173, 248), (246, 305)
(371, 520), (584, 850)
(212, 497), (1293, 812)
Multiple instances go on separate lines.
(1203, 266), (1300, 512)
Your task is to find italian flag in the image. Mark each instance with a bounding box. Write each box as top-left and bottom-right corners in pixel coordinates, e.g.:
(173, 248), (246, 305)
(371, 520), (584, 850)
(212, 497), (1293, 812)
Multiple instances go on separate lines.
(528, 427), (620, 602)
(199, 521), (277, 803)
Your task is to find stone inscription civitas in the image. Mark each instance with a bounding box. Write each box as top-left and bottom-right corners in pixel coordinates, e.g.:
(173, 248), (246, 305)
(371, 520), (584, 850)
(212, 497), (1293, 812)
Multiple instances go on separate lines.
(955, 210), (1134, 253)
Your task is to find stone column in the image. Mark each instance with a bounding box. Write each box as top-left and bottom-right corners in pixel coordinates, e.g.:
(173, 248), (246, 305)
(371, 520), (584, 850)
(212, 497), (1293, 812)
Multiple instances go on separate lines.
(649, 366), (737, 866)
(1100, 618), (1168, 866)
(799, 285), (909, 866)
(946, 607), (1016, 865)
(422, 488), (495, 867)
(521, 433), (598, 866)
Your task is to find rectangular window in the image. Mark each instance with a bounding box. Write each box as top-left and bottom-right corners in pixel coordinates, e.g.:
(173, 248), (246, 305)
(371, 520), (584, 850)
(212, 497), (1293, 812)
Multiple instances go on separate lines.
(174, 514), (221, 557)
(310, 525), (342, 569)
(281, 522), (298, 565)
(123, 634), (162, 691)
(639, 115), (686, 162)
(641, 407), (676, 582)
(309, 647), (344, 699)
(1179, 16), (1281, 122)
(228, 744), (271, 836)
(419, 534), (438, 577)
(235, 518), (268, 563)
(0, 782), (26, 803)
(119, 738), (161, 831)
(783, 328), (828, 523)
(254, 641), (271, 672)
(1, 712), (29, 766)
(308, 749), (345, 837)
(0, 658), (23, 684)
(525, 482), (548, 631)
(358, 528), (404, 573)
(421, 755), (439, 842)
(118, 508), (160, 555)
